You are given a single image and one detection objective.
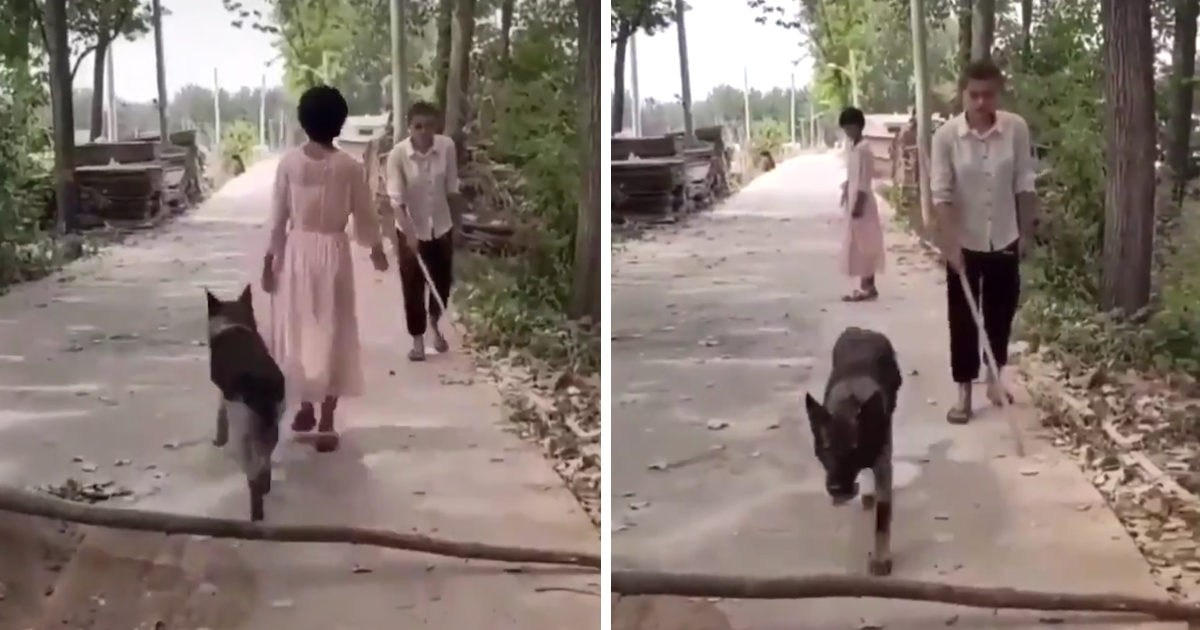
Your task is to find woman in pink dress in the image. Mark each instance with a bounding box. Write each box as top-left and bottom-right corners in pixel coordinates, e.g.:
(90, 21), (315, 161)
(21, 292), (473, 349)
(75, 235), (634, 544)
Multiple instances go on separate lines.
(838, 106), (886, 302)
(260, 85), (389, 452)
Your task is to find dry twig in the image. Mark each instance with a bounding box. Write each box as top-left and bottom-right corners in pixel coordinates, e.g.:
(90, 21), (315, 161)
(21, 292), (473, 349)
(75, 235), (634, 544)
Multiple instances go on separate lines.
(612, 571), (1200, 620)
(0, 486), (600, 569)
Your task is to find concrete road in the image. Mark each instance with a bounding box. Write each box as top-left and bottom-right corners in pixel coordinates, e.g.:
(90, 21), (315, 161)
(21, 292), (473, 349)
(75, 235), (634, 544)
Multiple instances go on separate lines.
(611, 154), (1177, 629)
(0, 159), (598, 629)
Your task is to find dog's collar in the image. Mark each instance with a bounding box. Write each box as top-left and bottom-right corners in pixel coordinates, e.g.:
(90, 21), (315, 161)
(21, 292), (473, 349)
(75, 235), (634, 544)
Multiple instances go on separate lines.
(208, 319), (256, 339)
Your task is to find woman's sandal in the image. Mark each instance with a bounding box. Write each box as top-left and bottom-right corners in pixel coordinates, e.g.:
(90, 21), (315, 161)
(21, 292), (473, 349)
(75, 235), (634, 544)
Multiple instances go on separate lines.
(841, 289), (879, 302)
(291, 407), (317, 433)
(313, 431), (340, 453)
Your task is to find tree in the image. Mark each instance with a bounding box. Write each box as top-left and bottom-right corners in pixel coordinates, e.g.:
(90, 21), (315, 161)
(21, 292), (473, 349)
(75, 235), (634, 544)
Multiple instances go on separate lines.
(444, 0), (477, 138)
(433, 0), (453, 115)
(572, 0), (600, 323)
(1166, 0), (1198, 203)
(610, 0), (671, 132)
(70, 0), (152, 139)
(970, 0), (995, 61)
(1099, 0), (1157, 313)
(44, 0), (77, 233)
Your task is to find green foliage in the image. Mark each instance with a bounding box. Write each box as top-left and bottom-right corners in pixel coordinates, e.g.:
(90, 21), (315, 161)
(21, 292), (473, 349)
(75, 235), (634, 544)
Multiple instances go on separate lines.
(0, 66), (61, 289)
(611, 0), (673, 42)
(220, 120), (257, 175)
(751, 118), (787, 157)
(454, 0), (597, 374)
(222, 0), (435, 110)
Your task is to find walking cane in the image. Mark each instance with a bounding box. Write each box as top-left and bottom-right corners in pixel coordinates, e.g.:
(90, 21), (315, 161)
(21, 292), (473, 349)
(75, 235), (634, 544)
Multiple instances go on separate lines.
(954, 269), (1026, 458)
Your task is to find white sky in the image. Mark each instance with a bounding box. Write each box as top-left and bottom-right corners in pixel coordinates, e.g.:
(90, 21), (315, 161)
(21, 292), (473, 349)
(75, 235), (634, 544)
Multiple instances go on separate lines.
(632, 2), (814, 102)
(73, 0), (284, 101)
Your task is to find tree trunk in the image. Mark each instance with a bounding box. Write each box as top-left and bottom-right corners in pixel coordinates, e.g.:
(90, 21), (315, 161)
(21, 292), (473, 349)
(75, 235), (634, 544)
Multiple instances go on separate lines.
(499, 0), (514, 69)
(970, 0), (995, 62)
(44, 0), (77, 234)
(570, 0), (601, 325)
(1167, 0), (1198, 203)
(90, 37), (111, 141)
(444, 0), (476, 138)
(612, 28), (629, 133)
(952, 0), (972, 111)
(1099, 0), (1157, 314)
(1020, 0), (1033, 62)
(433, 0), (453, 120)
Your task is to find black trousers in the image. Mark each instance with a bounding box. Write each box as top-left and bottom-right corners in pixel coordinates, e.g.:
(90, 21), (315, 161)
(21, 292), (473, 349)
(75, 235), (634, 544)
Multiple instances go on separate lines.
(396, 230), (453, 337)
(946, 241), (1021, 384)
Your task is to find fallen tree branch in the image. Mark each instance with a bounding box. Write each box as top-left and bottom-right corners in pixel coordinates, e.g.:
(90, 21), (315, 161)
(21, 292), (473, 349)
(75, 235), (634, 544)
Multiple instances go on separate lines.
(612, 571), (1200, 620)
(0, 486), (600, 569)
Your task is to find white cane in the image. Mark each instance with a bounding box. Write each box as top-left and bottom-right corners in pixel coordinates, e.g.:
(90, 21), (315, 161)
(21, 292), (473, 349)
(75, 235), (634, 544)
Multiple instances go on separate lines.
(954, 268), (1026, 458)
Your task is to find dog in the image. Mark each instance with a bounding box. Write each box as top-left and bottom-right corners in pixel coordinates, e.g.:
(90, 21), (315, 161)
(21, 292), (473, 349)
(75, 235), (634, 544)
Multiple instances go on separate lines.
(206, 285), (285, 522)
(803, 326), (902, 576)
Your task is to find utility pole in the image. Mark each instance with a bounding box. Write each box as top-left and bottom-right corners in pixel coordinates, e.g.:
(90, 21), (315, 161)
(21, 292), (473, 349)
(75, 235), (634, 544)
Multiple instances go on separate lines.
(213, 68), (221, 151)
(106, 48), (117, 140)
(849, 50), (860, 107)
(674, 0), (694, 143)
(630, 32), (642, 136)
(910, 0), (934, 229)
(389, 0), (409, 143)
(789, 69), (796, 144)
(259, 74), (267, 146)
(742, 66), (752, 149)
(151, 0), (168, 138)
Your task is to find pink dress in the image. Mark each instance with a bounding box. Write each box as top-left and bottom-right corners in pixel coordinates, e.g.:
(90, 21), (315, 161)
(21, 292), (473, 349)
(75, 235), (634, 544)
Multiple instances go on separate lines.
(841, 140), (886, 278)
(266, 146), (382, 403)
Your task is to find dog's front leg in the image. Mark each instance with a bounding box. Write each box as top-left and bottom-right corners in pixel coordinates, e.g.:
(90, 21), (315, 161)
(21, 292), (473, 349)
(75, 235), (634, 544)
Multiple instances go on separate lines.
(213, 396), (229, 447)
(868, 443), (893, 577)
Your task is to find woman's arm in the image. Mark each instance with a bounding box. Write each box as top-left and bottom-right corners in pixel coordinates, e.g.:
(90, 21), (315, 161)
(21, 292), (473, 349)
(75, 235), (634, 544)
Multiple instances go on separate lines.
(264, 158), (292, 270)
(849, 144), (872, 218)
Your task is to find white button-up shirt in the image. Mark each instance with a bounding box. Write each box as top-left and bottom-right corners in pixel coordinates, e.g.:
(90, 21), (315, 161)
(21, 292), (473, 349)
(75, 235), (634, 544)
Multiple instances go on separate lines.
(930, 111), (1037, 252)
(384, 134), (460, 240)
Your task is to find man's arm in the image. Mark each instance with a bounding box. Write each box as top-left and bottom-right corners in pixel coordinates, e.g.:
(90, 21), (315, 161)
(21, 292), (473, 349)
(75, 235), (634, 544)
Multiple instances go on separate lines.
(442, 136), (464, 233)
(385, 145), (415, 240)
(929, 126), (959, 255)
(1011, 116), (1040, 239)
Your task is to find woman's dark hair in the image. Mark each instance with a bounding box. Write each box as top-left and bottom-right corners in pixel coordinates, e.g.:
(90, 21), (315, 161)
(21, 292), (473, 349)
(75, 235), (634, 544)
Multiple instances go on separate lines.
(406, 100), (440, 124)
(297, 85), (349, 145)
(838, 107), (866, 128)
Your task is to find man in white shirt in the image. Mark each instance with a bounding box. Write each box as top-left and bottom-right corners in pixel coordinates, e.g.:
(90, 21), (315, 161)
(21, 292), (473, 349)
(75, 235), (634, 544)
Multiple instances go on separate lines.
(385, 101), (463, 362)
(930, 59), (1040, 424)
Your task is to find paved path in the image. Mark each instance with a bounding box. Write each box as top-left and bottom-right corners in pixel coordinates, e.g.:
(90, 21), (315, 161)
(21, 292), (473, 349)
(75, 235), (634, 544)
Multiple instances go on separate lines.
(611, 154), (1176, 629)
(0, 159), (598, 629)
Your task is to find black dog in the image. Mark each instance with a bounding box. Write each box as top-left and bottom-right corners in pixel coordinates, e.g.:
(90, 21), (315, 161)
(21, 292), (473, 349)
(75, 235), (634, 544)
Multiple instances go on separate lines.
(206, 286), (285, 522)
(804, 326), (902, 576)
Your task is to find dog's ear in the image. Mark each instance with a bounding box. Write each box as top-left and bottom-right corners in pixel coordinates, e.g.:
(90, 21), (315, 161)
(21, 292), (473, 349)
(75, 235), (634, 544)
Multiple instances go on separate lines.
(804, 393), (830, 425)
(205, 289), (221, 317)
(858, 390), (886, 421)
(237, 284), (254, 310)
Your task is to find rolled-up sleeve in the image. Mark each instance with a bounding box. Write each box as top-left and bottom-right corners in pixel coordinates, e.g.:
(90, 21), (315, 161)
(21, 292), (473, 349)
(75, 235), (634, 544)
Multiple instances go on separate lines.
(930, 126), (955, 205)
(1011, 116), (1037, 194)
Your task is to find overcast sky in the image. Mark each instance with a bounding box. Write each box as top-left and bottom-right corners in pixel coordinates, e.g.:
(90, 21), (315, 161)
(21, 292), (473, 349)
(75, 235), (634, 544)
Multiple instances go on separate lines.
(73, 0), (284, 102)
(631, 2), (813, 102)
